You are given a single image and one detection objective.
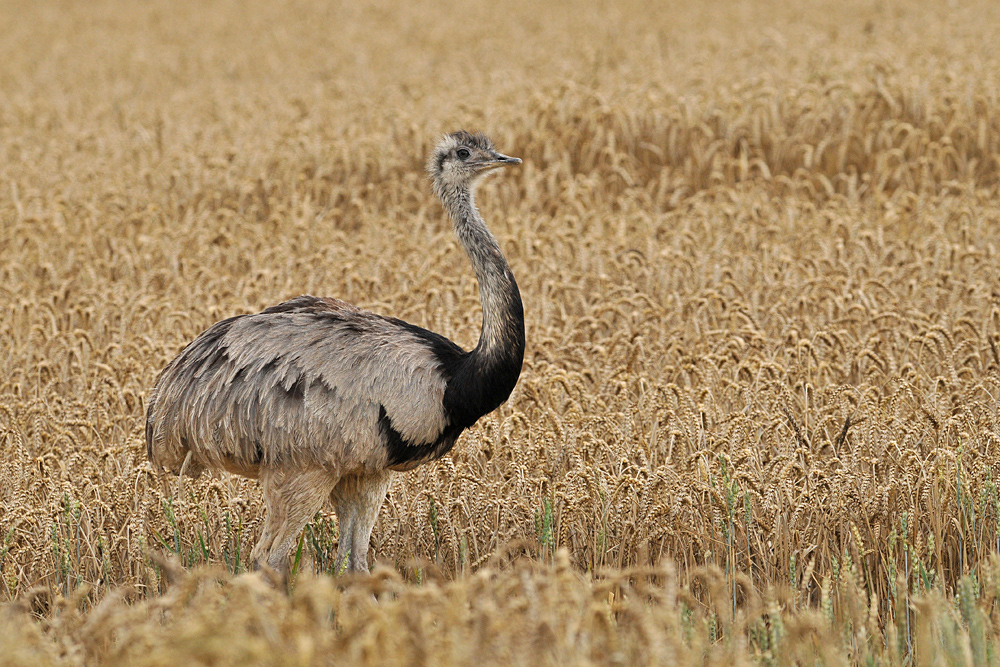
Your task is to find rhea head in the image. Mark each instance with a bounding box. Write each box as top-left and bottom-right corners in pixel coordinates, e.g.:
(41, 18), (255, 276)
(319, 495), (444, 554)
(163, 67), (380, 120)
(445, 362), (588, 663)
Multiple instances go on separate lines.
(428, 131), (521, 197)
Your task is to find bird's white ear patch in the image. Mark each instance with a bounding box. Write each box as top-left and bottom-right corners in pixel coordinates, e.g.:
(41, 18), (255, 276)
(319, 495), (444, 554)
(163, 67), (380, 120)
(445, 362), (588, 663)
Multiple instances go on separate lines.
(427, 134), (460, 175)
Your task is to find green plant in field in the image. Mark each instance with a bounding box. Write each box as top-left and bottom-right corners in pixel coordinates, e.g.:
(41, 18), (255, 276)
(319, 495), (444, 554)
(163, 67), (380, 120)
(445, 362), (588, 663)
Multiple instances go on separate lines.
(304, 513), (339, 575)
(428, 496), (441, 566)
(222, 512), (243, 575)
(0, 527), (15, 596)
(50, 494), (83, 597)
(153, 497), (181, 560)
(534, 496), (555, 561)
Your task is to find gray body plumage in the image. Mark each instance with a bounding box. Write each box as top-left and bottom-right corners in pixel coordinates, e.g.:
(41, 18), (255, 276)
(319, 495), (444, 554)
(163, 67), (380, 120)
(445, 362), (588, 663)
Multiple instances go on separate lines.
(145, 131), (525, 577)
(146, 297), (454, 476)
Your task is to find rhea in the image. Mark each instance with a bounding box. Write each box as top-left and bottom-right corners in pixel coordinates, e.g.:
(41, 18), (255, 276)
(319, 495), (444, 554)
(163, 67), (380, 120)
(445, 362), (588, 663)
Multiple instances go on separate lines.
(145, 131), (524, 576)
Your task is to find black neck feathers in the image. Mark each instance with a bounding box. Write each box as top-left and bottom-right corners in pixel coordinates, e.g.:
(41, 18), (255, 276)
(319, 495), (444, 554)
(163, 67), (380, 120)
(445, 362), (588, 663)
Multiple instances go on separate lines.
(436, 176), (526, 428)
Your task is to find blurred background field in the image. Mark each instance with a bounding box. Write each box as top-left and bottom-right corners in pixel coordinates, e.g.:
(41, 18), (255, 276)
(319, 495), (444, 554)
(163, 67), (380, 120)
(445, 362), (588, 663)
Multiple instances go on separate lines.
(3, 0), (1000, 663)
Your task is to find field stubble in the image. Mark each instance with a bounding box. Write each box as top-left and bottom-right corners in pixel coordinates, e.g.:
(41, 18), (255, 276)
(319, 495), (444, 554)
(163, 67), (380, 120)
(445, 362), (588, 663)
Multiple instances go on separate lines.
(3, 0), (1000, 663)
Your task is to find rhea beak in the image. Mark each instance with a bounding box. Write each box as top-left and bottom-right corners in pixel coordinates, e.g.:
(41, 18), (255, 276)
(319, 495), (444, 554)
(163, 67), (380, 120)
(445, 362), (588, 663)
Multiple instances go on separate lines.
(474, 153), (521, 174)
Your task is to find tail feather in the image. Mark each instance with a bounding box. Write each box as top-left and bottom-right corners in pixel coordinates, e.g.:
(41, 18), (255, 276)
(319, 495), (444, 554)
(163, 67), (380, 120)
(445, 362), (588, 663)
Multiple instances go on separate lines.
(146, 388), (202, 477)
(145, 411), (156, 462)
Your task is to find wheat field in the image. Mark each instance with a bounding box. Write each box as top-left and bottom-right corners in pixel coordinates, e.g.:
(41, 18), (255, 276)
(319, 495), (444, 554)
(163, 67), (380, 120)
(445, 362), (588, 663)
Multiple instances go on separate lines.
(3, 0), (1000, 663)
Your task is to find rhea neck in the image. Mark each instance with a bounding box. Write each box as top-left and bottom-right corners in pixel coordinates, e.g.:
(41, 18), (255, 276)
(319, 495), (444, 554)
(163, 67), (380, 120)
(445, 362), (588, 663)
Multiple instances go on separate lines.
(436, 178), (525, 422)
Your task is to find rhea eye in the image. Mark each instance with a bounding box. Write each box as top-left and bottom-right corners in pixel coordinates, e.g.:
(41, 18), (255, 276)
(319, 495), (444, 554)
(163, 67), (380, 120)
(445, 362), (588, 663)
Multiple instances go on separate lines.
(456, 148), (471, 160)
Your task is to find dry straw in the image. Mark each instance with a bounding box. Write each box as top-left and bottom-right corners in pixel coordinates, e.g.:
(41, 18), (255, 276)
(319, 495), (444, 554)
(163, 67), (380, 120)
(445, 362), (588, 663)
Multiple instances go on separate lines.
(3, 0), (1000, 662)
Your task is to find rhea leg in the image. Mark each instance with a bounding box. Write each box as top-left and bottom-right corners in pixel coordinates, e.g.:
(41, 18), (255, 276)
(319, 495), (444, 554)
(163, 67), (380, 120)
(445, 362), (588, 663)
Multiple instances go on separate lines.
(250, 467), (340, 574)
(330, 471), (393, 573)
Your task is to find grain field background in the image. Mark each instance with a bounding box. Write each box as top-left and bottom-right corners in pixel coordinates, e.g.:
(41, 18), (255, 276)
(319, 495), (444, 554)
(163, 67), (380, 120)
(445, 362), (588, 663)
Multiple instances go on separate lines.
(3, 0), (1000, 663)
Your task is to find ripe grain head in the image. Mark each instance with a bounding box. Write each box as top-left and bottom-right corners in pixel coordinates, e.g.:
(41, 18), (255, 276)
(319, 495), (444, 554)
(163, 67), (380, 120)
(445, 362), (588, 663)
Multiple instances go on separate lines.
(4, 0), (1000, 661)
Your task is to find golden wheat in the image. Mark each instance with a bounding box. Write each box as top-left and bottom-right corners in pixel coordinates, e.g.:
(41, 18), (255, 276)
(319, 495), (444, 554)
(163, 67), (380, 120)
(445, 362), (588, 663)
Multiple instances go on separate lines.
(3, 0), (1000, 662)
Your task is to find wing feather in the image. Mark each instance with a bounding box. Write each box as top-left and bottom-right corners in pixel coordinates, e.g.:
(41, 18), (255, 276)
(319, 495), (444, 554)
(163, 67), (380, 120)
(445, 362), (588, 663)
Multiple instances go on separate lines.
(146, 296), (458, 473)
